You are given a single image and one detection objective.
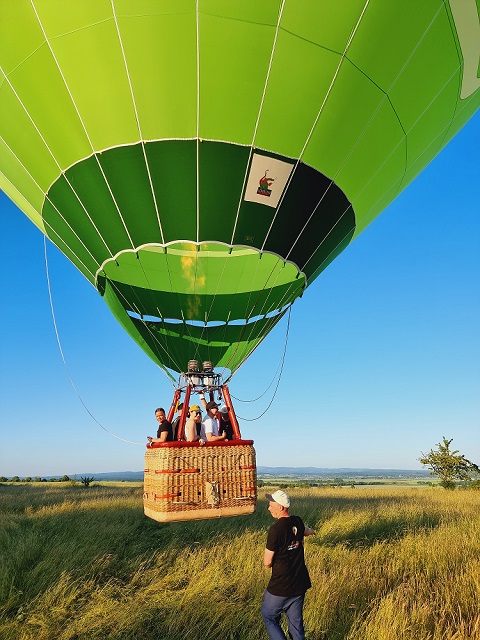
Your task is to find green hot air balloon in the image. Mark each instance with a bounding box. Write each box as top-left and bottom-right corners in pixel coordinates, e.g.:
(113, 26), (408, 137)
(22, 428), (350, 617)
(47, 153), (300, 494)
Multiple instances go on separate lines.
(1, 0), (479, 379)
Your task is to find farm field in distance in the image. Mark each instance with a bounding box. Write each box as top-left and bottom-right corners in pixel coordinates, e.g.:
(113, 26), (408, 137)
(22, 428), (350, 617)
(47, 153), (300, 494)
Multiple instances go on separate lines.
(1, 482), (479, 639)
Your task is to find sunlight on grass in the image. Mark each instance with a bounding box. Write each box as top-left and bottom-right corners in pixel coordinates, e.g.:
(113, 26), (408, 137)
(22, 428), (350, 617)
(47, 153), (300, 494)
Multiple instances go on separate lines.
(1, 484), (479, 639)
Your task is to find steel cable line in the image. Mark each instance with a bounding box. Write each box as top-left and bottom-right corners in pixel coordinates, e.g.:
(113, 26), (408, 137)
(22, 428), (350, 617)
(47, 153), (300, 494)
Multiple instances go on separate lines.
(235, 305), (291, 422)
(43, 236), (144, 445)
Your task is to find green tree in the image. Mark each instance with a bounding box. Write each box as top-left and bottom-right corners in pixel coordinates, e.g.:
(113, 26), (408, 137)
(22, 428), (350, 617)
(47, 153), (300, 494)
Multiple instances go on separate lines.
(419, 437), (480, 489)
(80, 476), (95, 487)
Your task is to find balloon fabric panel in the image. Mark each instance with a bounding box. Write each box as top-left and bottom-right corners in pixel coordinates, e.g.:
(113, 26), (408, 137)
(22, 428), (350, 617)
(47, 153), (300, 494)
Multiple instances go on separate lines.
(1, 0), (478, 376)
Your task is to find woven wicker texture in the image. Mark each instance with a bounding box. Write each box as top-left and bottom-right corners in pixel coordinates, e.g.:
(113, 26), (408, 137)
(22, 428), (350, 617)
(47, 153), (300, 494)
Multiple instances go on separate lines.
(144, 442), (256, 522)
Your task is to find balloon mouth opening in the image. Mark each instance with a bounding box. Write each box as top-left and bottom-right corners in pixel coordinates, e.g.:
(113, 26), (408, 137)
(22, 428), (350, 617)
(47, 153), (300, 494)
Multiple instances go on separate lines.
(125, 305), (290, 327)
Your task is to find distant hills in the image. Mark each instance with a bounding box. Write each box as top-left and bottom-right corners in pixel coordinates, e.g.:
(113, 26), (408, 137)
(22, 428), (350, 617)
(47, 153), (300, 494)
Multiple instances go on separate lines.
(258, 467), (429, 477)
(54, 467), (429, 482)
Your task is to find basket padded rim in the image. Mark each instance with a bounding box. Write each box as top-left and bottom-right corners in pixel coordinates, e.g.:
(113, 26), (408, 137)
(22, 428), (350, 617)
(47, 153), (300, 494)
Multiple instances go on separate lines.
(144, 504), (255, 522)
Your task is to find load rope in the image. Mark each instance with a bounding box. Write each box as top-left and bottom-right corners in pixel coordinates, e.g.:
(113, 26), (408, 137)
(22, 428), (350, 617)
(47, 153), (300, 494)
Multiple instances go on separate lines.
(44, 235), (145, 445)
(235, 305), (291, 422)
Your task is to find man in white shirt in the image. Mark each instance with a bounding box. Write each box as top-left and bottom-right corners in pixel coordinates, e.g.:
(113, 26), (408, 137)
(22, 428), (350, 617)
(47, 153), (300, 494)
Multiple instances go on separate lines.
(201, 401), (228, 442)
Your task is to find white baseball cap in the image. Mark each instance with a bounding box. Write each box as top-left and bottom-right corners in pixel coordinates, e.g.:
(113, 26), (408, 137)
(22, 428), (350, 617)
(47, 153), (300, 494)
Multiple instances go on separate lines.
(219, 405), (229, 414)
(265, 490), (290, 508)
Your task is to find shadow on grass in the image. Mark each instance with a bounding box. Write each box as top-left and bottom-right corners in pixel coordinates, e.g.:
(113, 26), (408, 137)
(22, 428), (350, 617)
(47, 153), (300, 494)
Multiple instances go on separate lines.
(291, 493), (444, 547)
(0, 483), (271, 617)
(316, 510), (443, 547)
(1, 484), (445, 624)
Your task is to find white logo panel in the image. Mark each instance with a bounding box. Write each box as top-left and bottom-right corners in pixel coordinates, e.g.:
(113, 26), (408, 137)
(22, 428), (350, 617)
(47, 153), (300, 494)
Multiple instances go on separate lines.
(244, 153), (294, 208)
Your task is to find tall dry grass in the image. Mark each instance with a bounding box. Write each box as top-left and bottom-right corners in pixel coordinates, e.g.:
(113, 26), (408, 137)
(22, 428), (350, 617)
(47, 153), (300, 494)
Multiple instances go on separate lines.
(1, 483), (479, 639)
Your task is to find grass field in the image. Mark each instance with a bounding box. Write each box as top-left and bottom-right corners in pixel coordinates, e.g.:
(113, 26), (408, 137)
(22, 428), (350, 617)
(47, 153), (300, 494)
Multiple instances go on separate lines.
(1, 483), (479, 639)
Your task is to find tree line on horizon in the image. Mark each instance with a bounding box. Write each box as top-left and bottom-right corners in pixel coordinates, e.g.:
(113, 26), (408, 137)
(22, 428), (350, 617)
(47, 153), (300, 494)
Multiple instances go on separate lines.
(3, 437), (479, 490)
(0, 475), (96, 487)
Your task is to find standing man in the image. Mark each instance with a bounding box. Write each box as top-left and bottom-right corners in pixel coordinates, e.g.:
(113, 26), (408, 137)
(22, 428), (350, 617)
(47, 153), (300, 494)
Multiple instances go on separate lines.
(170, 402), (183, 441)
(147, 407), (173, 444)
(201, 400), (227, 442)
(262, 490), (315, 640)
(219, 405), (234, 440)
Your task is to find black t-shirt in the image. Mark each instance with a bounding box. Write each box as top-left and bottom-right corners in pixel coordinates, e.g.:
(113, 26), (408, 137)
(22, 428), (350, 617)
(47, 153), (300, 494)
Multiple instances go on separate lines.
(220, 416), (234, 440)
(266, 515), (311, 597)
(171, 416), (181, 441)
(156, 419), (173, 442)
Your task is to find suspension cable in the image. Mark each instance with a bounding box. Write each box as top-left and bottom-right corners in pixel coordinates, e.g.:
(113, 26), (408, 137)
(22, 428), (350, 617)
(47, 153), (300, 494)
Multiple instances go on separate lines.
(44, 236), (145, 445)
(235, 305), (291, 421)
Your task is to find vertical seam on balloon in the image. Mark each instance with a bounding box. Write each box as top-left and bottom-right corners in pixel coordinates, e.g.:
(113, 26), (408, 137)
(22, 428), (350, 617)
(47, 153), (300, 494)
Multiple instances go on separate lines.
(229, 266), (305, 375)
(229, 0), (287, 246)
(37, 216), (95, 280)
(110, 0), (176, 337)
(353, 61), (463, 222)
(196, 0), (200, 244)
(191, 245), (202, 363)
(236, 251), (263, 323)
(193, 248), (230, 355)
(0, 65), (115, 259)
(241, 273), (301, 349)
(219, 258), (300, 374)
(284, 0), (447, 265)
(193, 4), (222, 366)
(230, 241), (306, 370)
(31, 208), (96, 280)
(218, 0), (290, 375)
(112, 280), (183, 377)
(106, 277), (183, 375)
(110, 0), (166, 246)
(261, 0), (372, 255)
(212, 254), (306, 375)
(0, 135), (100, 276)
(301, 62), (465, 280)
(219, 256), (279, 374)
(217, 248), (305, 376)
(29, 0), (136, 252)
(25, 3), (177, 371)
(164, 247), (197, 353)
(144, 294), (185, 377)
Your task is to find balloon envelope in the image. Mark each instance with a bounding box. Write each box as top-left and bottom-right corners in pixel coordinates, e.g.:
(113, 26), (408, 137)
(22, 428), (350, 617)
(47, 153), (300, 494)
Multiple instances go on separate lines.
(1, 1), (478, 375)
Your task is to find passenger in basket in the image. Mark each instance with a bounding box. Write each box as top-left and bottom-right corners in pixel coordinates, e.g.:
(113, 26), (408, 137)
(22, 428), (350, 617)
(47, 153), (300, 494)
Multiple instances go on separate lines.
(147, 407), (173, 445)
(170, 403), (183, 441)
(185, 405), (205, 444)
(201, 401), (228, 442)
(219, 405), (235, 440)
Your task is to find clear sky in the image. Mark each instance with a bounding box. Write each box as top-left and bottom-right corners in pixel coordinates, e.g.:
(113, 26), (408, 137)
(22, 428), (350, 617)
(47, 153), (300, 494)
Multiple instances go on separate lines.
(1, 114), (479, 478)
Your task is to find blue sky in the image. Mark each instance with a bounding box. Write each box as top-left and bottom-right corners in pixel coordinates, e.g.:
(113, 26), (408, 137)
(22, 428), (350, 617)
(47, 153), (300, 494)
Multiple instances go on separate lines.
(1, 114), (479, 478)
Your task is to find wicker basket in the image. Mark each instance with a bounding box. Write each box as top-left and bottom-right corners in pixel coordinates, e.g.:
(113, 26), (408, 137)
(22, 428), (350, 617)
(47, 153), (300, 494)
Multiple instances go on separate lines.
(143, 440), (257, 522)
